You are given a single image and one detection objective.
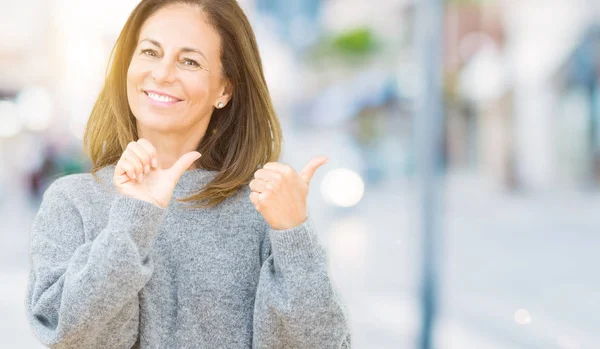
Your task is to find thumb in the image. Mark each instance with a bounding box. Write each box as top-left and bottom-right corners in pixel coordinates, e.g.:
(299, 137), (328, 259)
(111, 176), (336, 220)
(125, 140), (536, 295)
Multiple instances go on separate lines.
(299, 156), (328, 184)
(167, 151), (201, 181)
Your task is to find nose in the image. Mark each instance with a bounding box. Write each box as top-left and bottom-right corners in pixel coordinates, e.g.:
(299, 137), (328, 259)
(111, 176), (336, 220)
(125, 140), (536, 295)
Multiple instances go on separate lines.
(151, 59), (176, 84)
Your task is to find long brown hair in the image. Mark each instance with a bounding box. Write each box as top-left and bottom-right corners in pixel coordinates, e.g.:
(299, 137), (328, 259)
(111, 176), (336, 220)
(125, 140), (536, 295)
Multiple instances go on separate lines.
(84, 0), (282, 207)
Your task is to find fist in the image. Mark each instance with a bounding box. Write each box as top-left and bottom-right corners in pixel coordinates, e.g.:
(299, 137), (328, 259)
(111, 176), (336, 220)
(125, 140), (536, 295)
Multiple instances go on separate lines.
(113, 138), (201, 208)
(249, 156), (328, 230)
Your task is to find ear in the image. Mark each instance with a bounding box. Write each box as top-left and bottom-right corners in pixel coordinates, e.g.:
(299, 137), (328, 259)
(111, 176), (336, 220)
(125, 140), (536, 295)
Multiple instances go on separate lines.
(218, 78), (233, 105)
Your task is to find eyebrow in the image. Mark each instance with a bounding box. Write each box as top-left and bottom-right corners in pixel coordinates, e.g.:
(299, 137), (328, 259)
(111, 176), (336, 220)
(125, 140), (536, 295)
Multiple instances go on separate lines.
(139, 38), (208, 63)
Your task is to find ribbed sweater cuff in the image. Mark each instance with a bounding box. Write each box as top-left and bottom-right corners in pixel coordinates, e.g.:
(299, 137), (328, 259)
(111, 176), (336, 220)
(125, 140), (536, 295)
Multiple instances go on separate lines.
(107, 195), (166, 252)
(268, 216), (320, 268)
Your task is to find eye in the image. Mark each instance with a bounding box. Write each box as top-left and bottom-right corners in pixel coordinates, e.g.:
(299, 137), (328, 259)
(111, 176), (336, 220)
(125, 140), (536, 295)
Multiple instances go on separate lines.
(182, 58), (199, 67)
(141, 49), (158, 57)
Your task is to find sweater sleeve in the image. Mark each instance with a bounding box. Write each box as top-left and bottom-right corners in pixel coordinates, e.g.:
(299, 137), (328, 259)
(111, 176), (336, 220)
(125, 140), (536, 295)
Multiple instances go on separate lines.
(25, 178), (167, 348)
(252, 216), (352, 348)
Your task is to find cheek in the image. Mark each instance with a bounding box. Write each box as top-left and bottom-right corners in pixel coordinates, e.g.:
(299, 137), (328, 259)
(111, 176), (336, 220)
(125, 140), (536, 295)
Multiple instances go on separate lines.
(126, 66), (138, 98)
(126, 62), (143, 91)
(126, 61), (148, 112)
(184, 77), (212, 106)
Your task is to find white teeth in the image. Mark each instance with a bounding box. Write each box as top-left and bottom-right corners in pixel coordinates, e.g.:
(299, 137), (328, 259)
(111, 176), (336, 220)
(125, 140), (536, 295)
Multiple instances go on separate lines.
(147, 92), (178, 103)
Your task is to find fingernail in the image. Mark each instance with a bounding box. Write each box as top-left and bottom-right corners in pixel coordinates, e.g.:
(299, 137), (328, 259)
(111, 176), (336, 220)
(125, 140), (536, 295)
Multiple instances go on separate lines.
(132, 173), (136, 179)
(152, 158), (157, 167)
(145, 165), (150, 173)
(139, 173), (144, 181)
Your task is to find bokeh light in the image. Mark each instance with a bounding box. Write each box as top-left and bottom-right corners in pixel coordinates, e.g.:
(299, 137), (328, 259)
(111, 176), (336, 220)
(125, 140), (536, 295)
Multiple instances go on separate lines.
(16, 86), (54, 132)
(514, 309), (532, 325)
(320, 168), (365, 207)
(0, 100), (22, 138)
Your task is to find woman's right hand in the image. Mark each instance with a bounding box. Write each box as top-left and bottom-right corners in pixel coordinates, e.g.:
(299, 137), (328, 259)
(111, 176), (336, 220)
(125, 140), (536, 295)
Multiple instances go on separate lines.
(113, 138), (201, 208)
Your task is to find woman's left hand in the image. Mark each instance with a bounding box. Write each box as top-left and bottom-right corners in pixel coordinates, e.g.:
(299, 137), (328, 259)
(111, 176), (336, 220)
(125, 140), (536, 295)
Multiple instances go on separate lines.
(249, 156), (328, 230)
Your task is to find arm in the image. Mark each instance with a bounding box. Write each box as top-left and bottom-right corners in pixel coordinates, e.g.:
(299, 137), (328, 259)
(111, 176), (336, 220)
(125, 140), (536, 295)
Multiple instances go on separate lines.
(26, 178), (166, 348)
(252, 216), (352, 348)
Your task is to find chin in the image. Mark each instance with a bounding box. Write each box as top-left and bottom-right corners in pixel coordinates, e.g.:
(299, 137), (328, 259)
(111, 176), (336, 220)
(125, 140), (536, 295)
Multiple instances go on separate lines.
(135, 112), (181, 132)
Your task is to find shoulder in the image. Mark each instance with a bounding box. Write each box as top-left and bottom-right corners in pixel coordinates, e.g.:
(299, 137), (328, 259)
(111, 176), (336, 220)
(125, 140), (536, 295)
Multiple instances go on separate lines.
(42, 166), (115, 205)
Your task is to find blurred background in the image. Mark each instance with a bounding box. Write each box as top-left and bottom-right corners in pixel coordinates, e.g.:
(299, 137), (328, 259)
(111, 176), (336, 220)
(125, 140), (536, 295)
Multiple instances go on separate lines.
(1, 0), (600, 348)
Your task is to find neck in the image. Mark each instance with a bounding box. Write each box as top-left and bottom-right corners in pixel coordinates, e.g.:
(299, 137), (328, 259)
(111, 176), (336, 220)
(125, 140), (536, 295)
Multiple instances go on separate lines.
(136, 123), (207, 170)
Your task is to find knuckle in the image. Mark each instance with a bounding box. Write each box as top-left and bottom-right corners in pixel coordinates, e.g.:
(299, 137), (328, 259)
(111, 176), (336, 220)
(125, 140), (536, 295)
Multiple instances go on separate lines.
(138, 139), (156, 157)
(249, 193), (258, 205)
(133, 145), (145, 157)
(118, 159), (129, 168)
(124, 150), (136, 161)
(129, 151), (142, 163)
(131, 154), (142, 165)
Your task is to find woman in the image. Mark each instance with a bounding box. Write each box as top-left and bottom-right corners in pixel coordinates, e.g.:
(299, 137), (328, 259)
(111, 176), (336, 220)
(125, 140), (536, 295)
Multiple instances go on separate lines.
(25, 0), (351, 348)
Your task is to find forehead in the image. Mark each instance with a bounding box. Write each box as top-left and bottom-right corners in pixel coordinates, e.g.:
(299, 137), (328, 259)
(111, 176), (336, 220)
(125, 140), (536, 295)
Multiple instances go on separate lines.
(138, 4), (221, 55)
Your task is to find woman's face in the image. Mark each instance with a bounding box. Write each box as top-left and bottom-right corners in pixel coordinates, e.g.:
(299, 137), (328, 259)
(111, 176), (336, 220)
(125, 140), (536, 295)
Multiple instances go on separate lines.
(127, 4), (228, 133)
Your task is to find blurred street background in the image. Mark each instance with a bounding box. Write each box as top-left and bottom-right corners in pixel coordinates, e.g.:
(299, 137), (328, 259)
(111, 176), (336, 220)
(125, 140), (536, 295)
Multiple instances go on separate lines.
(2, 0), (600, 348)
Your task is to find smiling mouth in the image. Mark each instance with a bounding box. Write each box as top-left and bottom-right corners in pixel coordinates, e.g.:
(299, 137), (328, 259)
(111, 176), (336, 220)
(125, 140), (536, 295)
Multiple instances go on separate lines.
(143, 91), (183, 104)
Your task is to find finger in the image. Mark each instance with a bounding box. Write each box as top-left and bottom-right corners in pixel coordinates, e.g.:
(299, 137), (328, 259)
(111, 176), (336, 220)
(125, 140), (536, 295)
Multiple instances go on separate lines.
(299, 156), (328, 184)
(167, 151), (201, 181)
(115, 169), (135, 185)
(253, 168), (282, 182)
(128, 142), (153, 173)
(123, 147), (143, 179)
(249, 191), (260, 208)
(116, 157), (134, 179)
(249, 178), (271, 193)
(137, 138), (158, 168)
(117, 158), (138, 180)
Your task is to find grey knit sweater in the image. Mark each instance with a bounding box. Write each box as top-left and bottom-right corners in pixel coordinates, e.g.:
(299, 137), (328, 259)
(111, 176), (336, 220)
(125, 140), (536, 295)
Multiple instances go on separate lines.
(26, 165), (351, 348)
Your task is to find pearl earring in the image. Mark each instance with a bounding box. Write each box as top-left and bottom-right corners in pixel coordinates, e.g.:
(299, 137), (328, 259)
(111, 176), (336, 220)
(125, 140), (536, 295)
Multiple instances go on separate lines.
(217, 102), (224, 109)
